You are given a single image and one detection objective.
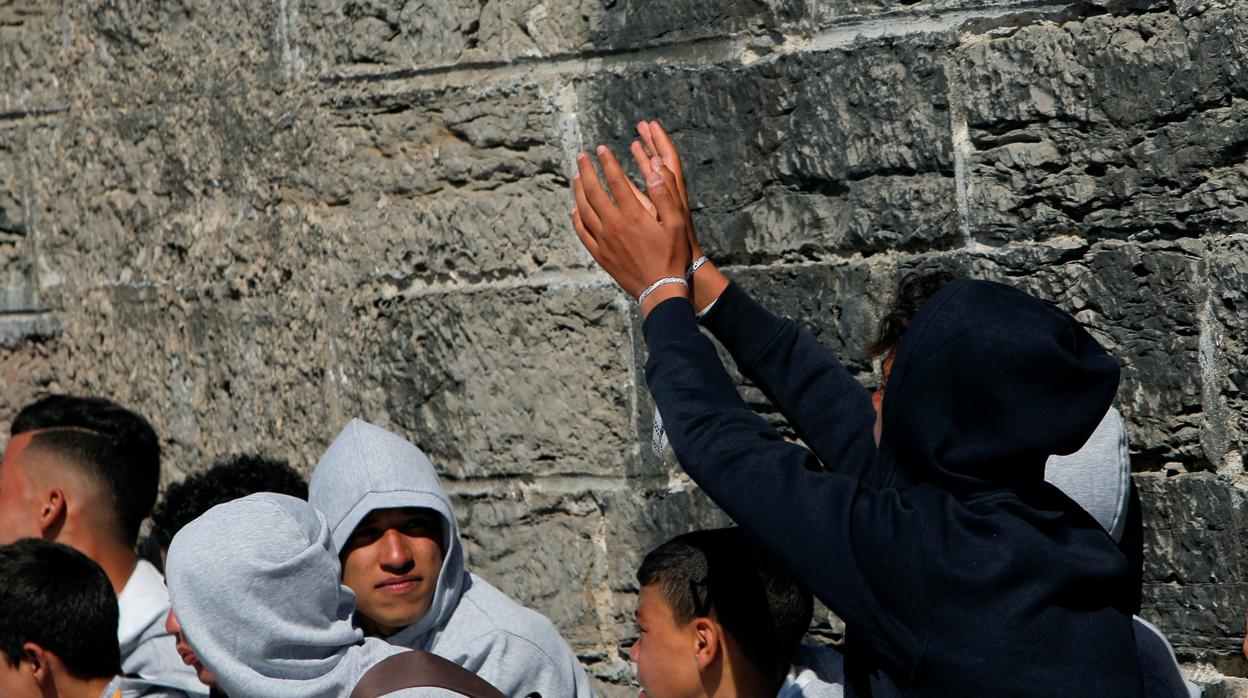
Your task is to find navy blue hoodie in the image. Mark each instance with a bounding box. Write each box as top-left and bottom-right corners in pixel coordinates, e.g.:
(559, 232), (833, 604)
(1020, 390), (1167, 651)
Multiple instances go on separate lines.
(642, 278), (1142, 697)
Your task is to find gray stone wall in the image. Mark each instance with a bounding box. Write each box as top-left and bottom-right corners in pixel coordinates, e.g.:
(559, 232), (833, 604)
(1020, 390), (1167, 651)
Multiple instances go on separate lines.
(3, 0), (1247, 693)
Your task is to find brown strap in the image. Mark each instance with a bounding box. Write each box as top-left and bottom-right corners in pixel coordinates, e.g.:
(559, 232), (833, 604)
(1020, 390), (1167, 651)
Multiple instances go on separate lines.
(350, 650), (507, 698)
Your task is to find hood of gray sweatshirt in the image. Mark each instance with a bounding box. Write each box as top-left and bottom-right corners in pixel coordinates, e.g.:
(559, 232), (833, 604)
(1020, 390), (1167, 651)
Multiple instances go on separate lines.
(310, 419), (595, 698)
(1044, 407), (1131, 543)
(165, 493), (415, 698)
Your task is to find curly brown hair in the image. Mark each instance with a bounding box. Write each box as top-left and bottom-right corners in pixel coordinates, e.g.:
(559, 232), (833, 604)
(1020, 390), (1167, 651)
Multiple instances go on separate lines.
(866, 270), (957, 358)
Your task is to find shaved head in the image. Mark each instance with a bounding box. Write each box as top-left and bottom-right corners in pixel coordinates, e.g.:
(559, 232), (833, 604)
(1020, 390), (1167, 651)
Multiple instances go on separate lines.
(0, 432), (120, 545)
(6, 396), (160, 546)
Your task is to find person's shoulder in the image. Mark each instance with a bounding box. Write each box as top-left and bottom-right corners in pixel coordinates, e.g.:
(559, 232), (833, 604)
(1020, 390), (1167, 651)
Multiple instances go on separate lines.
(452, 575), (561, 635)
(438, 575), (574, 664)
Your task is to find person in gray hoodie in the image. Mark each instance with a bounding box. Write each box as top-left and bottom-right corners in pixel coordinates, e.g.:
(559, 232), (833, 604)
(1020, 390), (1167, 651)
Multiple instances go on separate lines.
(309, 419), (595, 698)
(164, 492), (477, 698)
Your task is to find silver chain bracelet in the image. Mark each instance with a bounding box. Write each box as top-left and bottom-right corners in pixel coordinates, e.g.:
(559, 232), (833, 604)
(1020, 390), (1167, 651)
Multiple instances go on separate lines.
(686, 255), (709, 278)
(637, 277), (689, 303)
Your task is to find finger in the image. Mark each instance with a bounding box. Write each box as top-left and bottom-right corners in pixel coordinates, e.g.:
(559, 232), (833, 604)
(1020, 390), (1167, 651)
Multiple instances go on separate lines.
(649, 120), (681, 168)
(576, 152), (616, 219)
(630, 140), (653, 179)
(625, 174), (656, 217)
(596, 145), (645, 218)
(645, 163), (684, 230)
(649, 121), (687, 204)
(573, 175), (603, 233)
(637, 121), (658, 161)
(570, 208), (599, 257)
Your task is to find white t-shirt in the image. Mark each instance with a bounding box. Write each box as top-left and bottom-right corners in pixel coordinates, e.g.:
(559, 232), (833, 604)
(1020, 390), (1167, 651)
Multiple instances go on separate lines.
(116, 559), (209, 697)
(777, 663), (845, 698)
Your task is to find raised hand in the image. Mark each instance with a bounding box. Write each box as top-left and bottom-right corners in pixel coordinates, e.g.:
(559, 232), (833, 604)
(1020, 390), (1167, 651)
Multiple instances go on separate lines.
(629, 121), (701, 262)
(570, 145), (693, 316)
(628, 120), (728, 313)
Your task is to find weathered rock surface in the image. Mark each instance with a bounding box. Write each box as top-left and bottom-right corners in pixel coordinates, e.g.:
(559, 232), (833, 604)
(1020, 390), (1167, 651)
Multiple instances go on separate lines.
(576, 35), (960, 263)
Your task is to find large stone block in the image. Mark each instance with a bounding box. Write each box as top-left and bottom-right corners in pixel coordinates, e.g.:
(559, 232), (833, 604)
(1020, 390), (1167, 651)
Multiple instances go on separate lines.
(0, 122), (47, 311)
(600, 486), (732, 597)
(962, 240), (1207, 466)
(48, 285), (344, 483)
(0, 0), (65, 112)
(22, 95), (327, 299)
(332, 283), (639, 480)
(0, 2), (66, 113)
(302, 83), (586, 284)
(1206, 237), (1248, 472)
(298, 0), (811, 75)
(574, 35), (959, 263)
(0, 334), (61, 427)
(959, 7), (1248, 244)
(58, 0), (297, 104)
(454, 487), (603, 648)
(454, 486), (643, 694)
(1137, 472), (1248, 658)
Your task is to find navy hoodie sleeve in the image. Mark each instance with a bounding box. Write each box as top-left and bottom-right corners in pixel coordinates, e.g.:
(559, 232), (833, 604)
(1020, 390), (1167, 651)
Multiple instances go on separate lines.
(700, 282), (879, 481)
(643, 297), (929, 677)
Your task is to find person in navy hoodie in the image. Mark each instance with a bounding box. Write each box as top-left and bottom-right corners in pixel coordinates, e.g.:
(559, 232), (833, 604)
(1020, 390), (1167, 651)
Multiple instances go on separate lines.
(568, 120), (1143, 696)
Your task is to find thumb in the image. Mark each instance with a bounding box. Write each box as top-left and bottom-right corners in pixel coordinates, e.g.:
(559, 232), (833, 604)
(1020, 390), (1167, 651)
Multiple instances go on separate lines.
(645, 158), (683, 228)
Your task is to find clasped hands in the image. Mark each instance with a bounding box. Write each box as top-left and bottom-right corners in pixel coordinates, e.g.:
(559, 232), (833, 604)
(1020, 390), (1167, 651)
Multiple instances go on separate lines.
(569, 121), (706, 317)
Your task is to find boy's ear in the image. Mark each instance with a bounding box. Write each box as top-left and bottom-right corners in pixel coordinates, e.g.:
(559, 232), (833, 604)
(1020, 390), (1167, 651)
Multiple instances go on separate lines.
(692, 618), (721, 671)
(22, 642), (53, 686)
(36, 487), (67, 539)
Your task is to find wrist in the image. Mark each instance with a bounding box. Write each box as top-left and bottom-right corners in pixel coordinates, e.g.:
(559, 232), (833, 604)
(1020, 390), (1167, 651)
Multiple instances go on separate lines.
(690, 261), (729, 314)
(640, 283), (689, 318)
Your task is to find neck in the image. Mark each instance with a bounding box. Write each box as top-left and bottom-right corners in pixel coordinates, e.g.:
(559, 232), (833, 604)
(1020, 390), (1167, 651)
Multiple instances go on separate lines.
(60, 531), (138, 595)
(59, 674), (113, 698)
(706, 651), (784, 698)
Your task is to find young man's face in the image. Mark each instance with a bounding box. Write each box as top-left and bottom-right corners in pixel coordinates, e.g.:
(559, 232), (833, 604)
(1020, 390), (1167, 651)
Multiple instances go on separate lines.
(630, 584), (703, 698)
(0, 434), (39, 545)
(165, 610), (217, 688)
(340, 507), (445, 637)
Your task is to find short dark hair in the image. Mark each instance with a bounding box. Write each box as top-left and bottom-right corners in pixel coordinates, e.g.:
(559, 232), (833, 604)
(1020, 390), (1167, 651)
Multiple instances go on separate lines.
(11, 396), (161, 545)
(636, 528), (813, 678)
(149, 454), (308, 551)
(0, 538), (121, 678)
(866, 270), (957, 358)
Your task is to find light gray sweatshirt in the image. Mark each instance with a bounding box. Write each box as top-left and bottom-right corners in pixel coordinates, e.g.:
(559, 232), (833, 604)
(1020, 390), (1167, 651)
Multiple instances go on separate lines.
(165, 493), (465, 698)
(310, 419), (595, 698)
(1044, 407), (1132, 542)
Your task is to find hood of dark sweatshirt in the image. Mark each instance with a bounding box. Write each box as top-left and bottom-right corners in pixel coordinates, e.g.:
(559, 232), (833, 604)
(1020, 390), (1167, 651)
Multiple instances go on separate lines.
(879, 278), (1120, 495)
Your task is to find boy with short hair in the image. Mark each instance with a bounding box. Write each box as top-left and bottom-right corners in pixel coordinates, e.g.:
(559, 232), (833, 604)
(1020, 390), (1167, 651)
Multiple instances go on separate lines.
(632, 528), (842, 698)
(164, 492), (496, 698)
(0, 395), (203, 695)
(308, 419), (593, 698)
(0, 538), (166, 698)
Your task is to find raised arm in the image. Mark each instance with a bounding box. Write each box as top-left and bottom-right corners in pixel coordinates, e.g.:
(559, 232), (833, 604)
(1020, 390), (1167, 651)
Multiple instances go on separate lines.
(567, 139), (928, 670)
(630, 121), (877, 479)
(640, 295), (926, 674)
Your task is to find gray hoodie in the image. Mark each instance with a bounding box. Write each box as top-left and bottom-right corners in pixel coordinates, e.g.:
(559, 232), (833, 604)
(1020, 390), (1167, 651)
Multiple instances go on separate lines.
(1044, 407), (1132, 542)
(310, 419), (595, 698)
(165, 493), (465, 698)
